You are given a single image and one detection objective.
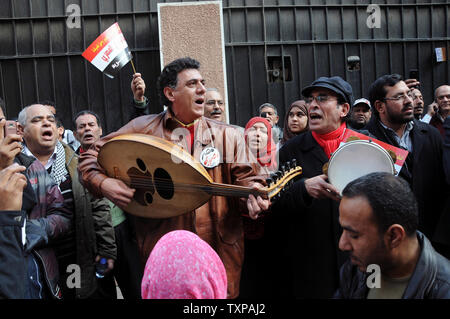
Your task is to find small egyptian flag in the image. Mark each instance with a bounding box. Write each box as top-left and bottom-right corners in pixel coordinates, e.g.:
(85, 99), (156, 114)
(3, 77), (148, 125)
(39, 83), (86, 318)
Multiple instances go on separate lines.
(82, 22), (133, 78)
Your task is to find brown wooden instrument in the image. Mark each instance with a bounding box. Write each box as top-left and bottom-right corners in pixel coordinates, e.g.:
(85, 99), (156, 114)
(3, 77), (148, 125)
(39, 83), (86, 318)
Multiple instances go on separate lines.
(98, 134), (302, 218)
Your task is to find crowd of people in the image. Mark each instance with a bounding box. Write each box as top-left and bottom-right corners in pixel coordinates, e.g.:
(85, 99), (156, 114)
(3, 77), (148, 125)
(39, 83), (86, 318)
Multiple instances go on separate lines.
(0, 56), (449, 300)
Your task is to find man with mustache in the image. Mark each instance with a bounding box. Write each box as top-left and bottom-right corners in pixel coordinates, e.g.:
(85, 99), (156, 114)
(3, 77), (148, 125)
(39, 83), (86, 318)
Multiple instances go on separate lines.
(258, 103), (283, 143)
(204, 88), (226, 123)
(429, 85), (450, 137)
(78, 57), (269, 299)
(335, 172), (450, 299)
(73, 110), (143, 299)
(268, 76), (352, 298)
(348, 98), (372, 130)
(365, 74), (450, 257)
(411, 88), (425, 121)
(73, 111), (103, 155)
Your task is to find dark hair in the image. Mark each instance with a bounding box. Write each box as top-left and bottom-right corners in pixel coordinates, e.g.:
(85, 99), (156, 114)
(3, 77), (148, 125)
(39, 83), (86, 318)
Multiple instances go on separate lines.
(157, 57), (201, 108)
(55, 116), (64, 129)
(342, 172), (418, 237)
(73, 110), (101, 129)
(368, 74), (403, 117)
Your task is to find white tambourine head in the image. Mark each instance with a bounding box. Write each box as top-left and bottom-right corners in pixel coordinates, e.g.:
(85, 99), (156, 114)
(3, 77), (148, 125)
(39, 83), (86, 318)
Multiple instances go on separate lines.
(327, 141), (395, 195)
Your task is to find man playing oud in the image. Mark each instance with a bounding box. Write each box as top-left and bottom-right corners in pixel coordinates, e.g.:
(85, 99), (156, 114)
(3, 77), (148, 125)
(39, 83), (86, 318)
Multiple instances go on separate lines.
(78, 57), (270, 299)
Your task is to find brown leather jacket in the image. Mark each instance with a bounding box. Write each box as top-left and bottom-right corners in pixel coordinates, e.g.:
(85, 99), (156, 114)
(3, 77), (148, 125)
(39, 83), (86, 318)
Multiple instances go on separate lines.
(78, 109), (265, 298)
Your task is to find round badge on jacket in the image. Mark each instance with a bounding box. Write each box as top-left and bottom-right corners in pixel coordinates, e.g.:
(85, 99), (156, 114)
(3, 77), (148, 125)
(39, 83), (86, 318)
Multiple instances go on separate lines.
(200, 147), (221, 168)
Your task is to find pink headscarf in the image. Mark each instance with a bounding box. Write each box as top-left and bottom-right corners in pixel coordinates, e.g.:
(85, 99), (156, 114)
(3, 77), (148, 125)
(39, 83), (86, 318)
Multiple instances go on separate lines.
(141, 230), (227, 299)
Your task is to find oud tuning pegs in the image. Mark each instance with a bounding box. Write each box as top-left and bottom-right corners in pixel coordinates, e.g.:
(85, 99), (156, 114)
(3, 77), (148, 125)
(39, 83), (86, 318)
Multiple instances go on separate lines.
(271, 173), (278, 182)
(291, 158), (297, 168)
(266, 177), (273, 186)
(276, 171), (283, 179)
(281, 165), (286, 174)
(285, 161), (291, 171)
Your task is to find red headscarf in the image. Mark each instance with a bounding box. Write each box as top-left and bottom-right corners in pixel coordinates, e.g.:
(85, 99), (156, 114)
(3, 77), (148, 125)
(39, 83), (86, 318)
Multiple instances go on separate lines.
(244, 117), (278, 171)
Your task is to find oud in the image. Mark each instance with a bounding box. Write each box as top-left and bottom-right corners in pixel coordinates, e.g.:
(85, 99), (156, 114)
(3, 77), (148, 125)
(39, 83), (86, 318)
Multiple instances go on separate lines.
(98, 134), (301, 218)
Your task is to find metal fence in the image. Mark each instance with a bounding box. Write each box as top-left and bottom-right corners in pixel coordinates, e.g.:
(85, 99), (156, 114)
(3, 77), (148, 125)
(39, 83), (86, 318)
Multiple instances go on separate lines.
(0, 0), (449, 131)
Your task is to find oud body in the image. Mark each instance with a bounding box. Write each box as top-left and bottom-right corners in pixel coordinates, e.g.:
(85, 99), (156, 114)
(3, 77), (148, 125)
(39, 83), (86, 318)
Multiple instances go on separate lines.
(98, 134), (301, 218)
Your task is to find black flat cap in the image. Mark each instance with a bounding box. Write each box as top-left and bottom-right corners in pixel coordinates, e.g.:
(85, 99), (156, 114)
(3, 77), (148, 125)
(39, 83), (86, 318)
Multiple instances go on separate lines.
(301, 76), (353, 104)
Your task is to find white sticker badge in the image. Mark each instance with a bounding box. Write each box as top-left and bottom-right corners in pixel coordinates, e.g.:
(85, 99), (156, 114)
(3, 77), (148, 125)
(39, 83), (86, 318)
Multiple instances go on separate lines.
(200, 147), (220, 168)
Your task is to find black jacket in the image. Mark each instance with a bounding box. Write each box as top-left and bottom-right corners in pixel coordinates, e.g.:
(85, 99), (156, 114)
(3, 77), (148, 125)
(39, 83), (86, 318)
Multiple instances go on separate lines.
(334, 232), (450, 299)
(0, 210), (27, 299)
(267, 131), (347, 298)
(444, 117), (450, 186)
(365, 117), (449, 243)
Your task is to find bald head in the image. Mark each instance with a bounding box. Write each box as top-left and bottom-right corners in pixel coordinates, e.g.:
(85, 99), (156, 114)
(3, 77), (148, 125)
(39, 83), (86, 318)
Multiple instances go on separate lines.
(434, 85), (450, 117)
(18, 104), (58, 159)
(435, 85), (450, 100)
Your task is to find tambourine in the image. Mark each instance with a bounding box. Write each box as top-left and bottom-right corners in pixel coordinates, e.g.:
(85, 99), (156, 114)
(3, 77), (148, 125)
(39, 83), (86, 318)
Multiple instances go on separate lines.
(325, 140), (395, 194)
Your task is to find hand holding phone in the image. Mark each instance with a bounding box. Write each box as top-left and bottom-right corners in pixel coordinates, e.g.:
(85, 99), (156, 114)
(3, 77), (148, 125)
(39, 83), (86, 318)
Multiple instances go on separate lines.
(4, 120), (18, 137)
(0, 120), (22, 170)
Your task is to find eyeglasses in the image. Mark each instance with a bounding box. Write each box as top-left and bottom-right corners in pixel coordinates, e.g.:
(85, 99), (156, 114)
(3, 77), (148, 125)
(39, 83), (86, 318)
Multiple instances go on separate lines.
(383, 92), (414, 102)
(437, 94), (450, 101)
(205, 100), (224, 106)
(304, 95), (337, 105)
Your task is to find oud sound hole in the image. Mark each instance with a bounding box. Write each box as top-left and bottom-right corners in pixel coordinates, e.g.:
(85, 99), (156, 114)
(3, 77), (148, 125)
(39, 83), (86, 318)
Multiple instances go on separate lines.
(154, 168), (174, 200)
(136, 158), (147, 172)
(145, 192), (153, 204)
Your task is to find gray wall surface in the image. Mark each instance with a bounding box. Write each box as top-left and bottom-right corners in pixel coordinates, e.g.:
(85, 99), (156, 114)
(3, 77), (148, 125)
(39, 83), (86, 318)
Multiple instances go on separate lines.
(0, 0), (449, 132)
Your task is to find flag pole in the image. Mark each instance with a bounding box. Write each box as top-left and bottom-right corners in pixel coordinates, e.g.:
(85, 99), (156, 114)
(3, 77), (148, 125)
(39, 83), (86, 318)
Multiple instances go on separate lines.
(130, 58), (137, 74)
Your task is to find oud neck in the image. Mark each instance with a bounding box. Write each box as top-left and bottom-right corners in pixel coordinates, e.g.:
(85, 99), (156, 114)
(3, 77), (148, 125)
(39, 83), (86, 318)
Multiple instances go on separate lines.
(204, 182), (267, 198)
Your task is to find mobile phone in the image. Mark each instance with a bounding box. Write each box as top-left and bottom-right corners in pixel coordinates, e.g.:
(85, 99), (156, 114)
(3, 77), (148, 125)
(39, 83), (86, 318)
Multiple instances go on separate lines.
(4, 120), (18, 137)
(409, 69), (419, 81)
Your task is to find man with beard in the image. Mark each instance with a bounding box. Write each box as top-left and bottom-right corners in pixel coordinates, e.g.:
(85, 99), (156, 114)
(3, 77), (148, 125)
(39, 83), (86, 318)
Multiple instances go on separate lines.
(203, 88), (226, 123)
(348, 98), (372, 130)
(365, 74), (449, 256)
(335, 172), (450, 299)
(430, 85), (450, 137)
(411, 88), (425, 121)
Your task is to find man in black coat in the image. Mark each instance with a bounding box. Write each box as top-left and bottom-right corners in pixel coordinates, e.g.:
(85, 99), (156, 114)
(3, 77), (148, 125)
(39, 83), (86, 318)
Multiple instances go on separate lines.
(365, 74), (450, 257)
(268, 76), (352, 298)
(0, 163), (28, 299)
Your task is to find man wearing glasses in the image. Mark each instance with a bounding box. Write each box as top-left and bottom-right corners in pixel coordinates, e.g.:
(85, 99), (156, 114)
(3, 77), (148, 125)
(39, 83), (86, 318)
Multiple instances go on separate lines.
(268, 76), (352, 298)
(365, 74), (450, 258)
(203, 88), (226, 123)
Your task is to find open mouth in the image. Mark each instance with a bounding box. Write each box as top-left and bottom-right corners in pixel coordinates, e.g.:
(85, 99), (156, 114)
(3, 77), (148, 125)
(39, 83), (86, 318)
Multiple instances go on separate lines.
(195, 98), (204, 106)
(41, 129), (54, 140)
(309, 113), (322, 121)
(83, 133), (94, 140)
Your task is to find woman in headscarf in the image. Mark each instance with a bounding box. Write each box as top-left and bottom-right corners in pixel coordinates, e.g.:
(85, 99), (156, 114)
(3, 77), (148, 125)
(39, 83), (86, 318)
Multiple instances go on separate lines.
(281, 100), (309, 146)
(239, 117), (277, 298)
(141, 230), (227, 299)
(244, 116), (278, 172)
